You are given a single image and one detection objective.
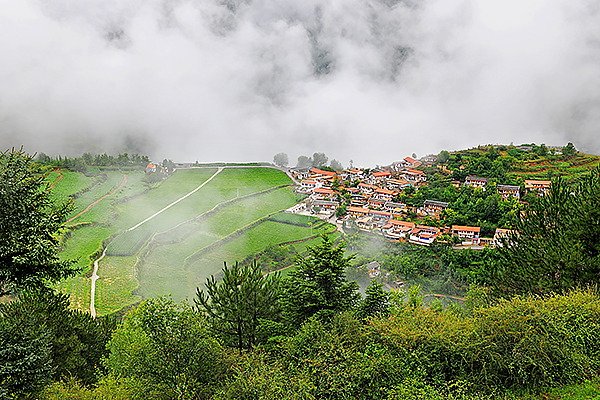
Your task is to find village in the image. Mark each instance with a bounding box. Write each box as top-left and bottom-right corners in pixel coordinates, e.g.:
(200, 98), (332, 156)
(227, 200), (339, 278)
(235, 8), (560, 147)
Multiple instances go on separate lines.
(286, 155), (551, 250)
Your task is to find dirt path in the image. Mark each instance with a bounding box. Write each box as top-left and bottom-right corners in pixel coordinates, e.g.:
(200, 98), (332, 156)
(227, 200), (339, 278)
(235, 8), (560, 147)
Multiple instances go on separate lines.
(67, 174), (128, 223)
(49, 169), (64, 189)
(127, 167), (223, 231)
(90, 248), (107, 317)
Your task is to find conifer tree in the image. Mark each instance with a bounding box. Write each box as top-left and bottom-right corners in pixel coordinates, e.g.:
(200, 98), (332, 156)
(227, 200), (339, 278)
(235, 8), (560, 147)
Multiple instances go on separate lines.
(195, 260), (281, 351)
(282, 234), (360, 327)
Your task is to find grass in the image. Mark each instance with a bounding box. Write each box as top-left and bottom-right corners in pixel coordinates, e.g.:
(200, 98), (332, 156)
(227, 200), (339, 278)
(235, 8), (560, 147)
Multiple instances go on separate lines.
(60, 225), (113, 273)
(106, 229), (152, 256)
(94, 256), (143, 316)
(141, 220), (339, 302)
(49, 170), (95, 204)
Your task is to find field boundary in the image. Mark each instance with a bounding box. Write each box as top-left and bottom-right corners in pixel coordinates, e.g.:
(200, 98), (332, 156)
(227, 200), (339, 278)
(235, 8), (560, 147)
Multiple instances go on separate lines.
(151, 184), (293, 246)
(182, 215), (337, 270)
(182, 209), (288, 269)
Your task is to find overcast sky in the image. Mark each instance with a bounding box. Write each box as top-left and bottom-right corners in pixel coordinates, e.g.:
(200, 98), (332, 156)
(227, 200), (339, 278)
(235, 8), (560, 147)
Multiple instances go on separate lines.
(1, 0), (599, 166)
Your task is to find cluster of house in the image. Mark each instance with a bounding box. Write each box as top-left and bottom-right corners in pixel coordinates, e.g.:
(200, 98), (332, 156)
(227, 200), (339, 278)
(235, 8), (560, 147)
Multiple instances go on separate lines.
(289, 157), (542, 248)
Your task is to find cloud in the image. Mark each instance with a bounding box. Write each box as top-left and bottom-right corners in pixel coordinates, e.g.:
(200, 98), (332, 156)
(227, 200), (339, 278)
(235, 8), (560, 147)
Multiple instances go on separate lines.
(1, 0), (599, 166)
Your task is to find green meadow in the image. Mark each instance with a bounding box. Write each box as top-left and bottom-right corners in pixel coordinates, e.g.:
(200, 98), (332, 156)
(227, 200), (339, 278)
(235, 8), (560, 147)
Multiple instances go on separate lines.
(54, 167), (336, 315)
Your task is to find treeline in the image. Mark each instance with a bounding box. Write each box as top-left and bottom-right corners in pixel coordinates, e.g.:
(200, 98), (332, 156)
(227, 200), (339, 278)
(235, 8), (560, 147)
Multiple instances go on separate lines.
(35, 152), (151, 173)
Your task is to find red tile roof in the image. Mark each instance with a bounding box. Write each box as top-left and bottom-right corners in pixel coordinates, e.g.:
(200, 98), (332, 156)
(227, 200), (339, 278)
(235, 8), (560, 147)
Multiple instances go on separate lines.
(452, 225), (481, 232)
(310, 168), (336, 177)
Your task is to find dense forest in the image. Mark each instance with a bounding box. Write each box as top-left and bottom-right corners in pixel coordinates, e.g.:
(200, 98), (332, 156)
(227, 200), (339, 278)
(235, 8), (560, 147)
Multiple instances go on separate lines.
(1, 147), (600, 399)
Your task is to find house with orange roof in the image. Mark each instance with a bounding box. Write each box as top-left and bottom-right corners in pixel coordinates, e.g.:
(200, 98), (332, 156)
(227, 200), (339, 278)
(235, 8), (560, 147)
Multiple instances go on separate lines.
(400, 169), (427, 183)
(299, 179), (323, 193)
(370, 170), (392, 184)
(409, 225), (441, 246)
(403, 156), (419, 167)
(451, 225), (481, 245)
(310, 167), (336, 177)
(310, 187), (336, 201)
(524, 180), (551, 196)
(382, 220), (416, 241)
(372, 188), (396, 201)
(347, 206), (370, 218)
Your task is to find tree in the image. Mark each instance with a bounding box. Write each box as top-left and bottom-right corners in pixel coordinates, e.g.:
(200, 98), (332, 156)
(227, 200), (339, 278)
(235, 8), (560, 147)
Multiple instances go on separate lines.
(296, 155), (312, 169)
(195, 260), (281, 351)
(105, 296), (228, 399)
(282, 234), (360, 327)
(438, 150), (450, 164)
(330, 159), (343, 171)
(494, 168), (600, 295)
(311, 152), (328, 168)
(273, 152), (289, 167)
(162, 158), (176, 174)
(0, 290), (116, 390)
(562, 142), (577, 157)
(0, 148), (77, 296)
(356, 280), (389, 319)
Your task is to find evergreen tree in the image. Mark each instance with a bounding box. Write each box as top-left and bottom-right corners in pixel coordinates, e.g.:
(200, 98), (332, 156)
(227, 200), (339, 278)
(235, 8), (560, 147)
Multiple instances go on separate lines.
(195, 260), (281, 351)
(282, 234), (360, 327)
(494, 168), (600, 295)
(357, 280), (390, 319)
(0, 148), (76, 296)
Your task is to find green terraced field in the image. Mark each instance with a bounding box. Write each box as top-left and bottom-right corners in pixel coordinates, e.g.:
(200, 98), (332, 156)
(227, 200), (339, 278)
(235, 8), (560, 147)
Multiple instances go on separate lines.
(55, 166), (338, 316)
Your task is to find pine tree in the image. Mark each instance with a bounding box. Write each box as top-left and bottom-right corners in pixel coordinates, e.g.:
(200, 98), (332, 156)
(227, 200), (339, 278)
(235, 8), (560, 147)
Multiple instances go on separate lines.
(282, 234), (360, 327)
(195, 260), (280, 351)
(494, 168), (600, 295)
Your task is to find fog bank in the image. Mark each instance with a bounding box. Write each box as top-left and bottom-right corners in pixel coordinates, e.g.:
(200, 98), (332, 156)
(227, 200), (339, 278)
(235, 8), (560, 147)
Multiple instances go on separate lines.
(1, 0), (599, 165)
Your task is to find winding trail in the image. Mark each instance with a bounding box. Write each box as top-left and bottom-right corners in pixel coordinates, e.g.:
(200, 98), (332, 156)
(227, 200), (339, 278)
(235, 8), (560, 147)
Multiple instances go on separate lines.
(90, 248), (107, 317)
(127, 167), (223, 231)
(67, 174), (128, 223)
(49, 169), (64, 189)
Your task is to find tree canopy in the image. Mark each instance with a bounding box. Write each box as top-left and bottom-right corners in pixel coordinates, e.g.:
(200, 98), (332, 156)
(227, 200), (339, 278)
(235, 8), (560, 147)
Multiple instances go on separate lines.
(494, 168), (600, 295)
(282, 234), (360, 327)
(195, 260), (281, 351)
(0, 148), (77, 295)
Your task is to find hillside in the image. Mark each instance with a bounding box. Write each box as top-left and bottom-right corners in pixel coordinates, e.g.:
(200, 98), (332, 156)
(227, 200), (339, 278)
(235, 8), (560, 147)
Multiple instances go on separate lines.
(51, 166), (338, 316)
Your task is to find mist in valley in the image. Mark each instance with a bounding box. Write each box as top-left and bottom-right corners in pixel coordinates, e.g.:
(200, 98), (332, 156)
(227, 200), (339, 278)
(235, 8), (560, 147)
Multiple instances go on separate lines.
(1, 0), (600, 166)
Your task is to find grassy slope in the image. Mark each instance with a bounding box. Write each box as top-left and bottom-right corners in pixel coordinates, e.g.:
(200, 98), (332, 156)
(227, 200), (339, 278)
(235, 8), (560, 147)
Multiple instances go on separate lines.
(55, 167), (322, 314)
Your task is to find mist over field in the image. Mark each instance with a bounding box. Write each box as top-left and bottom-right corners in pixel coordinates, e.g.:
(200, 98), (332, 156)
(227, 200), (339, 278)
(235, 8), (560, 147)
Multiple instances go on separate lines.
(1, 0), (599, 166)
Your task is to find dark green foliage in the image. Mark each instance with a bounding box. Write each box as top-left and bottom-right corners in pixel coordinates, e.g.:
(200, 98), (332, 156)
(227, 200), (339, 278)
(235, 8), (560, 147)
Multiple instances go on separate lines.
(0, 148), (77, 295)
(357, 280), (390, 319)
(105, 296), (229, 399)
(0, 290), (115, 396)
(494, 168), (600, 295)
(562, 142), (577, 157)
(0, 316), (53, 399)
(195, 260), (281, 351)
(438, 150), (450, 164)
(282, 234), (360, 327)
